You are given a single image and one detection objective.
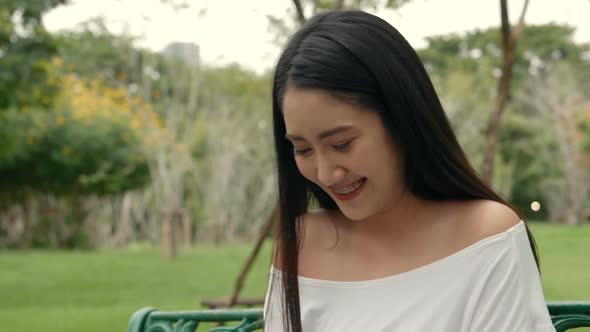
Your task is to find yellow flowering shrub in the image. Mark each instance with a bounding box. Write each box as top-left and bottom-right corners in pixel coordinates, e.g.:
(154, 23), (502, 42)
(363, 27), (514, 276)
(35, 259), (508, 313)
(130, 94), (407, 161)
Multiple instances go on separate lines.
(0, 61), (164, 196)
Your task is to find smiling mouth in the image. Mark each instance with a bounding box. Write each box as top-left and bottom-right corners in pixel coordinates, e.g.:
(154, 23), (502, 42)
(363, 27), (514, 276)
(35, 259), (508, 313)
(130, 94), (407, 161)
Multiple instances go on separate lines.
(331, 178), (366, 201)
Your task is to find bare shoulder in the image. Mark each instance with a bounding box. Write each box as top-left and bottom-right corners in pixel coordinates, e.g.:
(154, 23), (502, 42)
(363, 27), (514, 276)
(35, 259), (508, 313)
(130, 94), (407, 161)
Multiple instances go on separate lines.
(455, 199), (521, 242)
(299, 209), (340, 250)
(272, 209), (339, 270)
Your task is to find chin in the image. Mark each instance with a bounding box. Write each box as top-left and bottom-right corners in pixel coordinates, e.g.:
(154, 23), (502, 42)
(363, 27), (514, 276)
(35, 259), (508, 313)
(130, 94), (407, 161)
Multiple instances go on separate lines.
(338, 206), (371, 221)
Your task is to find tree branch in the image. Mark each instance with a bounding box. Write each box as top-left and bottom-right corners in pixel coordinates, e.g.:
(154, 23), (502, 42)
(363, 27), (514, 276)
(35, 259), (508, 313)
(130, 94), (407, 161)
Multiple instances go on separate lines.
(292, 0), (307, 24)
(482, 0), (530, 182)
(511, 0), (530, 42)
(500, 0), (510, 51)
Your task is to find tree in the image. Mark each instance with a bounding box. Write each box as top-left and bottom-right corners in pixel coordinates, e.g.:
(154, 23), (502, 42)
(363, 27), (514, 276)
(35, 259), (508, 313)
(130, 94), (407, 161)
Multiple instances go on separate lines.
(419, 21), (590, 209)
(419, 21), (590, 221)
(267, 0), (412, 48)
(0, 66), (161, 247)
(481, 0), (529, 181)
(0, 0), (68, 109)
(419, 24), (588, 88)
(518, 63), (590, 224)
(51, 18), (280, 249)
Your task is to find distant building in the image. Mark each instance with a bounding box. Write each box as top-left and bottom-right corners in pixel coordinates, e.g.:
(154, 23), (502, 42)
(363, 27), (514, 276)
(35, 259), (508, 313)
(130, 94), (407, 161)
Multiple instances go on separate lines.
(162, 42), (200, 66)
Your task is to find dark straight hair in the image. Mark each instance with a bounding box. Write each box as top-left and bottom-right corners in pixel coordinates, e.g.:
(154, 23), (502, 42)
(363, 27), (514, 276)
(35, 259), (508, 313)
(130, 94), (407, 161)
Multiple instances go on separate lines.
(270, 10), (539, 332)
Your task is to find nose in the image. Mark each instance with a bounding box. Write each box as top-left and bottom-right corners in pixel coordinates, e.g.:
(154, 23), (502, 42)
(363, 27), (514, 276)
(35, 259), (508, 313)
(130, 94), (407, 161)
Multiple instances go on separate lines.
(316, 153), (346, 187)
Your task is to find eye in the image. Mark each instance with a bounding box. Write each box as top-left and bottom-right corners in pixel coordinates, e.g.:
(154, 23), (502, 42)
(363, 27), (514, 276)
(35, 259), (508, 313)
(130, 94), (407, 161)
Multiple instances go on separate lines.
(294, 147), (312, 156)
(333, 140), (353, 152)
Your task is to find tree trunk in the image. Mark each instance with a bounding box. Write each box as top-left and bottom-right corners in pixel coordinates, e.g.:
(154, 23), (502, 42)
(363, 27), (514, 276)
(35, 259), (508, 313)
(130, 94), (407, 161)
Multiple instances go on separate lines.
(108, 192), (134, 247)
(228, 204), (278, 306)
(292, 0), (307, 24)
(558, 97), (587, 225)
(182, 208), (192, 249)
(481, 0), (529, 182)
(162, 209), (177, 259)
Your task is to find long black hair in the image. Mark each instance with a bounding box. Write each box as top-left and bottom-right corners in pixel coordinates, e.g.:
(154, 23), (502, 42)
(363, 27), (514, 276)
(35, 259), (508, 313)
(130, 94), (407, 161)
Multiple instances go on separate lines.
(270, 10), (539, 332)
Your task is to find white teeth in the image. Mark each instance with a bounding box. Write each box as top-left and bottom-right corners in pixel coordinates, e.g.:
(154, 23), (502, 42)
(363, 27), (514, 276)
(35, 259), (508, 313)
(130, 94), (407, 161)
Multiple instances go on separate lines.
(334, 179), (364, 195)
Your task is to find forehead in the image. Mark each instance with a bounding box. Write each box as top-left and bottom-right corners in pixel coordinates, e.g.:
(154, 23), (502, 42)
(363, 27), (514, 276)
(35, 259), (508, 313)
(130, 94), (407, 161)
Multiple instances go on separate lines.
(282, 88), (377, 132)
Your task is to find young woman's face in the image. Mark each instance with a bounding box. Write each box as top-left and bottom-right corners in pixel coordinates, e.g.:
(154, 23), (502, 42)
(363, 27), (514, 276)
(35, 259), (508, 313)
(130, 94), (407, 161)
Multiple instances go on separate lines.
(282, 87), (406, 221)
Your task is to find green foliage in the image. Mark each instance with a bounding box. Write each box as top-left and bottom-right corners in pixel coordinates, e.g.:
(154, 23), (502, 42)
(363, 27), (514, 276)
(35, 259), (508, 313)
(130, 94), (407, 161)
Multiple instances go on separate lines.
(11, 19), (277, 247)
(0, 0), (68, 25)
(498, 111), (560, 219)
(54, 19), (138, 87)
(55, 19), (203, 113)
(512, 61), (589, 221)
(0, 0), (68, 109)
(419, 23), (589, 88)
(0, 108), (150, 197)
(0, 12), (162, 205)
(198, 64), (271, 114)
(423, 23), (590, 218)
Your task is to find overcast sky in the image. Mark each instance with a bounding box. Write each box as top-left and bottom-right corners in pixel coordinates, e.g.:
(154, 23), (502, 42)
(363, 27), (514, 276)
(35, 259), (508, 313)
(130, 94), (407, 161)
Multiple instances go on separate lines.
(44, 0), (590, 73)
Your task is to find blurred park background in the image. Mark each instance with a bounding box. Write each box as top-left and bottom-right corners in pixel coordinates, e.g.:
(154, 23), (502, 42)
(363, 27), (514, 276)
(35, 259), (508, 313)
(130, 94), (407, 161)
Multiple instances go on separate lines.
(0, 0), (589, 331)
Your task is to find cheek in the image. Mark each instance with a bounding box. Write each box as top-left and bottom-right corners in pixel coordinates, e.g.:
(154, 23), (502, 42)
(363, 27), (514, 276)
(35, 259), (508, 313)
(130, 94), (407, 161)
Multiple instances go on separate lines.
(295, 158), (316, 182)
(356, 140), (401, 183)
(375, 151), (404, 188)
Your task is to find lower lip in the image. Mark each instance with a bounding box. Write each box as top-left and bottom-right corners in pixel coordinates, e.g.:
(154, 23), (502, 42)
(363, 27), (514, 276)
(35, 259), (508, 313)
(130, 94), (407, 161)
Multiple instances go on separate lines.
(333, 178), (366, 201)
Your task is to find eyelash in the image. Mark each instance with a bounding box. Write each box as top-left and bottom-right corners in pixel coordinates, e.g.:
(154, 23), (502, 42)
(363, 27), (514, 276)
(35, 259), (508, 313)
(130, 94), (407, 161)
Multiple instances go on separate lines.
(334, 141), (352, 151)
(294, 148), (312, 156)
(294, 140), (354, 156)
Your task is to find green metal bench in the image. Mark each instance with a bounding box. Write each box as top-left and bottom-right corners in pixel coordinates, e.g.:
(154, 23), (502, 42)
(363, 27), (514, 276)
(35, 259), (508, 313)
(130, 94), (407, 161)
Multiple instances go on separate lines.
(128, 302), (590, 332)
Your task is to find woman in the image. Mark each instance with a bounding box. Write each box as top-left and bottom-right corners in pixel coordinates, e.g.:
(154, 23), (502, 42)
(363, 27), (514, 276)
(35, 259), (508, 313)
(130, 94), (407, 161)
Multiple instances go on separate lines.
(264, 10), (555, 332)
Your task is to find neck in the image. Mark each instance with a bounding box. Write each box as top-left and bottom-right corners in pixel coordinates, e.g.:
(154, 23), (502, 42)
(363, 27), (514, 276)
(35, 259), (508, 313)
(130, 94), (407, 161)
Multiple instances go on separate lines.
(344, 189), (429, 239)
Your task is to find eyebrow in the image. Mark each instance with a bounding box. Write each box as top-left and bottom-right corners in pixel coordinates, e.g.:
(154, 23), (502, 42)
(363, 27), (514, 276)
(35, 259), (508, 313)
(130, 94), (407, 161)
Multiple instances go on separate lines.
(285, 125), (356, 142)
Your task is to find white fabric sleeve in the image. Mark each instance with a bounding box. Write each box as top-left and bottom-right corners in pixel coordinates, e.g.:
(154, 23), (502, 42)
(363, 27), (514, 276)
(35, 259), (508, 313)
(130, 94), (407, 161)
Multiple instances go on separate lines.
(468, 230), (555, 332)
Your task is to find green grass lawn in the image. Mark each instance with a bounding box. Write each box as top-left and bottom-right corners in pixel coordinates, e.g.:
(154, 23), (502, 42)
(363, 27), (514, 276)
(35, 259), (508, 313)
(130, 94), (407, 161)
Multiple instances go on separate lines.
(0, 222), (588, 332)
